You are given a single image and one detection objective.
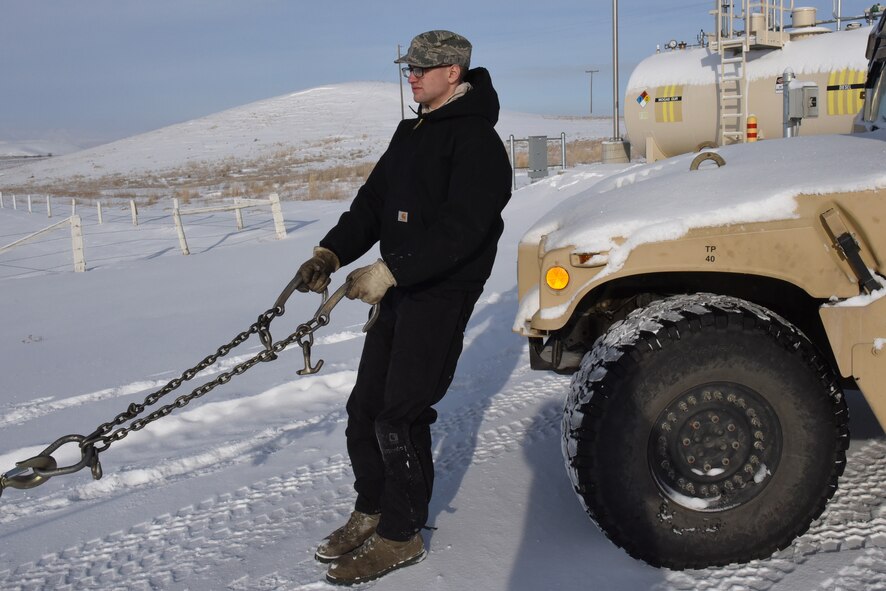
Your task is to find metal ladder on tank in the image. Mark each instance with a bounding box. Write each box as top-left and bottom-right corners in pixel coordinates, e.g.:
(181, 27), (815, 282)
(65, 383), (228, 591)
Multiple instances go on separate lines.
(717, 34), (748, 145)
(712, 0), (791, 146)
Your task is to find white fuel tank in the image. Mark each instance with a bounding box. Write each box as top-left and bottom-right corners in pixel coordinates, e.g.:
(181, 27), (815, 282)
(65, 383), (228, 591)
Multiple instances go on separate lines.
(625, 25), (870, 160)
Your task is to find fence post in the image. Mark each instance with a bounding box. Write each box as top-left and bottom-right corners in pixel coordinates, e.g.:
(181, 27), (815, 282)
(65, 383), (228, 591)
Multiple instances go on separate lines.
(97, 201), (103, 224)
(0, 191), (3, 208)
(130, 199), (139, 226)
(13, 195), (17, 210)
(173, 198), (190, 255)
(28, 195), (32, 213)
(71, 215), (86, 272)
(47, 196), (52, 218)
(234, 198), (244, 230)
(71, 198), (76, 216)
(561, 132), (567, 170)
(509, 135), (516, 190)
(269, 192), (286, 239)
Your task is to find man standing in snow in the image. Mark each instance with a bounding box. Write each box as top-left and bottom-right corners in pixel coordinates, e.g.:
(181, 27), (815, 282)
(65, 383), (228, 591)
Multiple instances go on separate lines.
(294, 30), (512, 585)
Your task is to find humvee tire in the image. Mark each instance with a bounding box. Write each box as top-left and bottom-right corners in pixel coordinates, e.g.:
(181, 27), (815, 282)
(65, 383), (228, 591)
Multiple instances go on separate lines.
(562, 293), (850, 569)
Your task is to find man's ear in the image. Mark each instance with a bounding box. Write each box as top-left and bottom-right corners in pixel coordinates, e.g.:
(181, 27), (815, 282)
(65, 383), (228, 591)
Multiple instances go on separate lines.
(447, 65), (462, 83)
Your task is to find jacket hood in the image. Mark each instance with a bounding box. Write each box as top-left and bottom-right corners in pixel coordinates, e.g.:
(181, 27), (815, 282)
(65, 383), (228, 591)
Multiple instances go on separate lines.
(418, 67), (501, 126)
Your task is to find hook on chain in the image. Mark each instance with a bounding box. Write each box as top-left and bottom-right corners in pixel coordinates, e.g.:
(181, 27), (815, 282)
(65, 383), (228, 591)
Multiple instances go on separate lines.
(1, 434), (102, 496)
(266, 280), (379, 376)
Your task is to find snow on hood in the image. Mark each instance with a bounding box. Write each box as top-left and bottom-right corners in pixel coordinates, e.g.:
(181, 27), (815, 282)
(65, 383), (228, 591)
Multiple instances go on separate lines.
(515, 130), (886, 330)
(515, 130), (886, 328)
(522, 130), (886, 261)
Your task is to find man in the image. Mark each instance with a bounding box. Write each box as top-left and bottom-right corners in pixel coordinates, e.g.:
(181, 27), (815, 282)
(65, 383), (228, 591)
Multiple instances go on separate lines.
(295, 29), (512, 585)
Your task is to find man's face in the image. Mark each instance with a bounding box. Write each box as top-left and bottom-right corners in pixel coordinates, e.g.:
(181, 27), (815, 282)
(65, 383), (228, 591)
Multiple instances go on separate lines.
(409, 65), (458, 110)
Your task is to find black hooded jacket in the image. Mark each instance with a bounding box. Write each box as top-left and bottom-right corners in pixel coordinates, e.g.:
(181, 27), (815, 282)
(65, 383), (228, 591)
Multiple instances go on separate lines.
(319, 67), (512, 290)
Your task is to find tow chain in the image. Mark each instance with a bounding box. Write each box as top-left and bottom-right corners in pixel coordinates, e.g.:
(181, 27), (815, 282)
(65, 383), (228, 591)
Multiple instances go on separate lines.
(0, 277), (378, 498)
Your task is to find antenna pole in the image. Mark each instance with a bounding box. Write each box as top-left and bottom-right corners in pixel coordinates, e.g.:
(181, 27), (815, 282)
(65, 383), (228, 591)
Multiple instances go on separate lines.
(397, 44), (405, 120)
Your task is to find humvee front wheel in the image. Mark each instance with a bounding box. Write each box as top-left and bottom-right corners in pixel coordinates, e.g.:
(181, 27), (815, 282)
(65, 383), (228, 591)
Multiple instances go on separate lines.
(562, 294), (849, 569)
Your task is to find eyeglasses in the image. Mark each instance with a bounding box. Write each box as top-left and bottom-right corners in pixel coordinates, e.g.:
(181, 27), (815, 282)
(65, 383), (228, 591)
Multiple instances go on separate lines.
(401, 65), (450, 79)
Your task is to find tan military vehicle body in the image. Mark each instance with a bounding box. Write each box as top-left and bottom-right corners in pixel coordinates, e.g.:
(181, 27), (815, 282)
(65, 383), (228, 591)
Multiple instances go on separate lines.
(519, 191), (886, 423)
(513, 12), (886, 571)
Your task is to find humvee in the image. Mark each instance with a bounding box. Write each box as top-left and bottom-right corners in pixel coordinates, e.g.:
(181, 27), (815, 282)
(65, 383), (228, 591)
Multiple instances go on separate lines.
(513, 14), (886, 569)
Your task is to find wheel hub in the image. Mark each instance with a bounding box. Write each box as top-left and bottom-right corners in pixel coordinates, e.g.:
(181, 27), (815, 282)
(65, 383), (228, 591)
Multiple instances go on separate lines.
(650, 384), (780, 511)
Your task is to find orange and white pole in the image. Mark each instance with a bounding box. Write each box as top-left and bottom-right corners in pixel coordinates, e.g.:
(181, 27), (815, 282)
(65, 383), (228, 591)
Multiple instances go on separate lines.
(747, 114), (758, 142)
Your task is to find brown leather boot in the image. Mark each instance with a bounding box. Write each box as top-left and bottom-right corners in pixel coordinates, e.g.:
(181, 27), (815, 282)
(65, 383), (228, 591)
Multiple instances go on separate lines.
(325, 532), (426, 585)
(314, 510), (380, 563)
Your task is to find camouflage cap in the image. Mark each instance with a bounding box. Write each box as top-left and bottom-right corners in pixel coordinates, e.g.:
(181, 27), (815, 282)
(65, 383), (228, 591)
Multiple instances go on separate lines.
(395, 30), (472, 69)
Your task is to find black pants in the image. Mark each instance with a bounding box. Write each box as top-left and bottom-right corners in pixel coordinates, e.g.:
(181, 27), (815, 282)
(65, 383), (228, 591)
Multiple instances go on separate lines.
(346, 285), (481, 541)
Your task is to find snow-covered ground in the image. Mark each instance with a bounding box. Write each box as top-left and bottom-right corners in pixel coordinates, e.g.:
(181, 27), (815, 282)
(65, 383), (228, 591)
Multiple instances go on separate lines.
(0, 88), (884, 590)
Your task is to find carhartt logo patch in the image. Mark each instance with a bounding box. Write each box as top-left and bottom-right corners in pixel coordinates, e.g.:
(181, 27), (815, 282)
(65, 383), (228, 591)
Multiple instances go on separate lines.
(397, 211), (409, 223)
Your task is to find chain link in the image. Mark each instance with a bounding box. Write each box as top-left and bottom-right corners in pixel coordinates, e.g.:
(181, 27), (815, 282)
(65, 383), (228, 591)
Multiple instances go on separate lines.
(1, 281), (379, 497)
(83, 307), (329, 451)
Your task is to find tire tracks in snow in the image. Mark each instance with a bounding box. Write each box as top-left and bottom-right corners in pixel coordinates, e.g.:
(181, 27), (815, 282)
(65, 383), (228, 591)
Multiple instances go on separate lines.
(3, 371), (884, 591)
(0, 369), (569, 589)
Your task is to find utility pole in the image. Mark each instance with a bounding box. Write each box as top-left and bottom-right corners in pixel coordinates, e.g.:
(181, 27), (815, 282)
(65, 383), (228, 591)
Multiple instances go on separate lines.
(397, 44), (405, 120)
(601, 0), (630, 163)
(611, 0), (620, 140)
(585, 68), (599, 115)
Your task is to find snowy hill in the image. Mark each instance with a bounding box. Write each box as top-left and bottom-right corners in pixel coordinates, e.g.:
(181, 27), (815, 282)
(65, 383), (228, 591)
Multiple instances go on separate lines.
(0, 82), (611, 202)
(0, 92), (884, 590)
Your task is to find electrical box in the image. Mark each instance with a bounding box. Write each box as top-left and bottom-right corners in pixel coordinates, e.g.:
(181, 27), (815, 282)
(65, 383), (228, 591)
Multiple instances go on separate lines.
(528, 136), (549, 181)
(789, 83), (819, 119)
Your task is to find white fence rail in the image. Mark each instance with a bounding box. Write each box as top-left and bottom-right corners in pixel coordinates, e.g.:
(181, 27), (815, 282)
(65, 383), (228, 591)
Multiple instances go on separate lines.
(0, 215), (86, 272)
(173, 193), (287, 255)
(1, 192), (288, 273)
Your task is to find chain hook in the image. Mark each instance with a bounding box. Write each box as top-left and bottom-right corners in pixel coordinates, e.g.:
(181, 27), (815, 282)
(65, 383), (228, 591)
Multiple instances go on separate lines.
(0, 434), (102, 495)
(296, 335), (323, 375)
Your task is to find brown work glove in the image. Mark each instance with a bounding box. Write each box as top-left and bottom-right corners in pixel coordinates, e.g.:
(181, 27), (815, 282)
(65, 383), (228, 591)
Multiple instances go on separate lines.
(345, 259), (397, 305)
(296, 246), (340, 293)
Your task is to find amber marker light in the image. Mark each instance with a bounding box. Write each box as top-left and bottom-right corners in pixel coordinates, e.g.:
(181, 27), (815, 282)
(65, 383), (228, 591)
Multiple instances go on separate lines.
(545, 266), (570, 290)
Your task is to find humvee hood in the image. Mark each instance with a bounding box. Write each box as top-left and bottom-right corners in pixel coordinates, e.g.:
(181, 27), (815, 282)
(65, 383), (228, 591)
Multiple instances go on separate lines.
(522, 129), (886, 260)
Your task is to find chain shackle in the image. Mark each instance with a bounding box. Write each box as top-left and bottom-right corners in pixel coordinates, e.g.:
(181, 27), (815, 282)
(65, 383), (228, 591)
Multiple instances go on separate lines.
(0, 435), (101, 495)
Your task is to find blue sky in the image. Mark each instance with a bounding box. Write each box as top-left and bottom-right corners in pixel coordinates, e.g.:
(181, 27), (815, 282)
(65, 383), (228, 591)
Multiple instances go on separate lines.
(0, 0), (859, 145)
